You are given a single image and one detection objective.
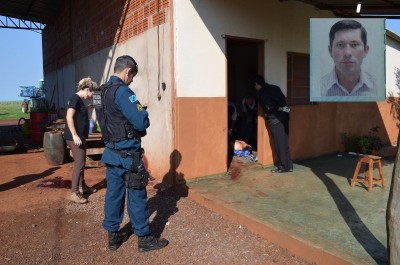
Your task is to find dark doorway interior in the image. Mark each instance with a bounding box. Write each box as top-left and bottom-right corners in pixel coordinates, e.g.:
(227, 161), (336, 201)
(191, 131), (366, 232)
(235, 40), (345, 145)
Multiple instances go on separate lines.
(227, 37), (263, 168)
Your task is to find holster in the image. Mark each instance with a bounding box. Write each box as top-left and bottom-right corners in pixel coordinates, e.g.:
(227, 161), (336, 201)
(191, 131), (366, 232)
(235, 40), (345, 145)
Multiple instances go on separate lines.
(123, 168), (149, 189)
(123, 151), (148, 189)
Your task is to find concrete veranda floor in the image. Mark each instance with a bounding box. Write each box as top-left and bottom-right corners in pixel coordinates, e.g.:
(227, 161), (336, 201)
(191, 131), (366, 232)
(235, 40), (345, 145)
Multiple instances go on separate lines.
(187, 151), (396, 265)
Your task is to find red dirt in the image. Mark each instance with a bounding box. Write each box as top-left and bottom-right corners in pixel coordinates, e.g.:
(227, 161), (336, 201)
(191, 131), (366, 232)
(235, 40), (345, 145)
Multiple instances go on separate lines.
(0, 119), (313, 264)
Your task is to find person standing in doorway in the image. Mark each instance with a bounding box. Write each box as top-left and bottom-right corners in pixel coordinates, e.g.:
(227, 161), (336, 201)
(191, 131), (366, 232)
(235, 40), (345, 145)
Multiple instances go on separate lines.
(240, 92), (258, 149)
(254, 75), (292, 173)
(96, 55), (169, 252)
(64, 77), (98, 204)
(228, 101), (238, 141)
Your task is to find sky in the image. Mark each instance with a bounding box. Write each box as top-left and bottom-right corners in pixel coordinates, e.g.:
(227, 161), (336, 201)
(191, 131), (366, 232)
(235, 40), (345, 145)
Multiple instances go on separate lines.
(0, 28), (43, 101)
(0, 19), (399, 101)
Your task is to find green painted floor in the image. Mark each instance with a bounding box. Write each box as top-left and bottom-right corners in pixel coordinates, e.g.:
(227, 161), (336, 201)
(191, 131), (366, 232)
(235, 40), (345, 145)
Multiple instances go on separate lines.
(188, 153), (394, 265)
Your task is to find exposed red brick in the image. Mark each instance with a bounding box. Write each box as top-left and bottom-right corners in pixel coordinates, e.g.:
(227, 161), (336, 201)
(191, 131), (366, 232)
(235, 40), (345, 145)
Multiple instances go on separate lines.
(43, 0), (170, 73)
(137, 20), (143, 34)
(159, 0), (169, 9)
(137, 7), (144, 21)
(132, 23), (138, 36)
(133, 10), (139, 23)
(152, 10), (166, 27)
(149, 1), (157, 15)
(143, 18), (149, 32)
(143, 4), (150, 17)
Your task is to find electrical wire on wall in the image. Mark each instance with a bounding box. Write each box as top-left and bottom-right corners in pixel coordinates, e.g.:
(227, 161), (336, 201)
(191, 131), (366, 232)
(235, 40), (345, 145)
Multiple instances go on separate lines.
(104, 0), (131, 82)
(157, 0), (162, 101)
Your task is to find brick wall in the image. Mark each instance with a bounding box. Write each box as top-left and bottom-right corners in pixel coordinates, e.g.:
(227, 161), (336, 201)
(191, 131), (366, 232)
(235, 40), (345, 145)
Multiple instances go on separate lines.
(43, 0), (170, 74)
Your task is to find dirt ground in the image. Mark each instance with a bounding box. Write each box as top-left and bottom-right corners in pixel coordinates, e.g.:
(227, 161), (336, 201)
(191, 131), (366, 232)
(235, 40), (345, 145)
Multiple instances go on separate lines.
(0, 119), (313, 265)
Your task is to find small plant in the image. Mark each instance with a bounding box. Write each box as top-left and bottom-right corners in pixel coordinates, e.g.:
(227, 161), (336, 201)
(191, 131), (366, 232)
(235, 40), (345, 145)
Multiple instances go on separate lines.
(367, 126), (383, 152)
(357, 136), (370, 154)
(341, 133), (358, 153)
(341, 126), (383, 154)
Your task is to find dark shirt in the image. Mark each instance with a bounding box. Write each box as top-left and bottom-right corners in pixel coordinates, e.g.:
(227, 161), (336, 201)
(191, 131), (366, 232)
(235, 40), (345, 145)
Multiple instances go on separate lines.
(257, 84), (288, 125)
(242, 98), (258, 120)
(64, 94), (89, 141)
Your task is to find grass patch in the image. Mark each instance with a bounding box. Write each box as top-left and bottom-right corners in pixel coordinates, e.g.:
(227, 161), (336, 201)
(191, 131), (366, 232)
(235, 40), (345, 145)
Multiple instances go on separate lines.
(0, 101), (30, 120)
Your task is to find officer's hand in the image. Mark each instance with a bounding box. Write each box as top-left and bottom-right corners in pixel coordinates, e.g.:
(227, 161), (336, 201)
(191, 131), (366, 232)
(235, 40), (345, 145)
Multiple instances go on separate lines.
(73, 134), (82, 146)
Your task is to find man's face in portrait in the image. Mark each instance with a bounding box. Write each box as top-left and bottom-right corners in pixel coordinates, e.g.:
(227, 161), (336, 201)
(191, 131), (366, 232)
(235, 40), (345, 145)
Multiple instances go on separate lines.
(329, 28), (369, 76)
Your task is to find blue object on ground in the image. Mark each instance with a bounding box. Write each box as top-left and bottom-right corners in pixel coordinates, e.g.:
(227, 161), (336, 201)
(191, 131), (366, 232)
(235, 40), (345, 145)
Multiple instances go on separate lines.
(234, 150), (251, 157)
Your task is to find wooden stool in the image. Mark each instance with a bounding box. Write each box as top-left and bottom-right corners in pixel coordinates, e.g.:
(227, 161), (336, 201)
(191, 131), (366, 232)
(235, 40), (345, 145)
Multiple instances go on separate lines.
(351, 155), (386, 192)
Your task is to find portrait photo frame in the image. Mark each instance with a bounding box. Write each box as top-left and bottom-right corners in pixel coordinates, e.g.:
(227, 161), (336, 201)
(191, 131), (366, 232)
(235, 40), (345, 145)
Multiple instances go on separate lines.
(310, 18), (386, 102)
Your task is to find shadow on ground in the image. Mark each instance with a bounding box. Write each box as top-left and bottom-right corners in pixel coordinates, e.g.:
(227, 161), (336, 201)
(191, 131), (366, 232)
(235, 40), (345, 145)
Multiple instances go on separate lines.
(148, 149), (188, 237)
(188, 153), (393, 265)
(0, 167), (61, 192)
(298, 155), (389, 265)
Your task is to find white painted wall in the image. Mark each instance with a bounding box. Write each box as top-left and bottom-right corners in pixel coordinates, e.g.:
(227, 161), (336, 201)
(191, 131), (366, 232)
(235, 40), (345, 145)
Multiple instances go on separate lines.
(174, 0), (226, 97)
(174, 0), (333, 97)
(386, 32), (400, 96)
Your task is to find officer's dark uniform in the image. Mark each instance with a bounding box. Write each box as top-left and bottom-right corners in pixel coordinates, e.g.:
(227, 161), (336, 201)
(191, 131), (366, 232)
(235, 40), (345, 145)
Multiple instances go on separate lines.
(100, 75), (150, 236)
(257, 83), (293, 172)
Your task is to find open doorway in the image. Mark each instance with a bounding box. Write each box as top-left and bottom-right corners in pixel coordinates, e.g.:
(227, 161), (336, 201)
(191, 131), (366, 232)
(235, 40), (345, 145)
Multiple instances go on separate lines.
(226, 37), (264, 168)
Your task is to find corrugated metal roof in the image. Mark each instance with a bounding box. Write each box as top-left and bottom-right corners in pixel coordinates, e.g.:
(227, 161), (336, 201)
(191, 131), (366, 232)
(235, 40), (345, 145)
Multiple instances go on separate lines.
(0, 0), (63, 25)
(0, 0), (398, 27)
(280, 0), (400, 18)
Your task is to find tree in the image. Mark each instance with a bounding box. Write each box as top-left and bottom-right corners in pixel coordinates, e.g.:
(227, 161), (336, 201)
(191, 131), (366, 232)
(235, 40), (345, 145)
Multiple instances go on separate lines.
(387, 67), (400, 264)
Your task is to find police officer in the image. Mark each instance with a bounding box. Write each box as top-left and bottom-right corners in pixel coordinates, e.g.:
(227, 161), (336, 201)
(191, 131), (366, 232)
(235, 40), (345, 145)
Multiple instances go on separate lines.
(254, 75), (293, 173)
(97, 55), (168, 252)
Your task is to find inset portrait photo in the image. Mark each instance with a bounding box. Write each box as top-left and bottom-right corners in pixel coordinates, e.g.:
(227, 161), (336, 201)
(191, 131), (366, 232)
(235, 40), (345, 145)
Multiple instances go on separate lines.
(310, 18), (386, 102)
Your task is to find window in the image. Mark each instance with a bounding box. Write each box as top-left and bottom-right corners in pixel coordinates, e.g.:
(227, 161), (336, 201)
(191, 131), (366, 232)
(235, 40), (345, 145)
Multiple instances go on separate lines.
(287, 52), (311, 105)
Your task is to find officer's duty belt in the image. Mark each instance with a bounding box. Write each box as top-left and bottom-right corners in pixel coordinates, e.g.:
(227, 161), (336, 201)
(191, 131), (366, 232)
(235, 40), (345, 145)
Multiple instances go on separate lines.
(108, 148), (142, 158)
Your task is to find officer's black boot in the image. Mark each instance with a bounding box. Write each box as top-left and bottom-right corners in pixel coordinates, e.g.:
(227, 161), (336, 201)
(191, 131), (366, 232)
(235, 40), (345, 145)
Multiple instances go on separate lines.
(108, 231), (130, 251)
(138, 235), (169, 252)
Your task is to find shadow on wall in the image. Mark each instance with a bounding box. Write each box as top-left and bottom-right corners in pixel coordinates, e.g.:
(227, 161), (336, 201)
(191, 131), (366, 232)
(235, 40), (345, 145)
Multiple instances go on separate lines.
(289, 101), (394, 160)
(147, 149), (188, 237)
(42, 0), (133, 108)
(335, 102), (394, 150)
